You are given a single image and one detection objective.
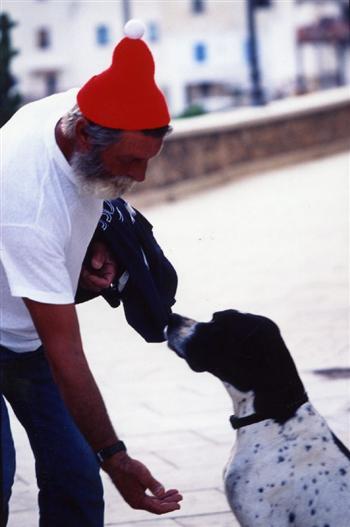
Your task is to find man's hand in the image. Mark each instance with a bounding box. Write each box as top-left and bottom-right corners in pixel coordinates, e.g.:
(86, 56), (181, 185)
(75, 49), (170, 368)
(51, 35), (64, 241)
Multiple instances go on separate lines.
(79, 240), (118, 292)
(103, 452), (183, 514)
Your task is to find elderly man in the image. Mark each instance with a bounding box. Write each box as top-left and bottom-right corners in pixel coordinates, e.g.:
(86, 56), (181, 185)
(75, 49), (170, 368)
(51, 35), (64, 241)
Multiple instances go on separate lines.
(0, 21), (182, 527)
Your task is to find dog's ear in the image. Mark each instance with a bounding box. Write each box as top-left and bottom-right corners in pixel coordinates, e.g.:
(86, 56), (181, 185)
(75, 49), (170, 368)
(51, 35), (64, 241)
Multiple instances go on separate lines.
(208, 311), (285, 390)
(213, 310), (280, 358)
(218, 312), (306, 416)
(251, 323), (306, 417)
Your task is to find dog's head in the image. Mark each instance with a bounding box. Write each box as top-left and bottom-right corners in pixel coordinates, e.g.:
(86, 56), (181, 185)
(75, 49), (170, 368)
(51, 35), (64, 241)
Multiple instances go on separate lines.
(166, 310), (305, 417)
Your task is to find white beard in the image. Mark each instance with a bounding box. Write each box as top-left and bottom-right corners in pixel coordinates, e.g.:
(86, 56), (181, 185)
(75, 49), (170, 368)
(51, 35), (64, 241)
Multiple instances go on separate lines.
(75, 172), (135, 199)
(71, 150), (135, 199)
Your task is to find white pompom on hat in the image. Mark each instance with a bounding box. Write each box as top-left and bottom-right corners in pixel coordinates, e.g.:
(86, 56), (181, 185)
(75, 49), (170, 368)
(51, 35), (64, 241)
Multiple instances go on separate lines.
(124, 19), (146, 39)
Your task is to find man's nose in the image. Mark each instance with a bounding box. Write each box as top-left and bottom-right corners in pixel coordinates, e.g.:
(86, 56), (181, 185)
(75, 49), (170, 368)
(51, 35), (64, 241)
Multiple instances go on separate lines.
(128, 163), (147, 182)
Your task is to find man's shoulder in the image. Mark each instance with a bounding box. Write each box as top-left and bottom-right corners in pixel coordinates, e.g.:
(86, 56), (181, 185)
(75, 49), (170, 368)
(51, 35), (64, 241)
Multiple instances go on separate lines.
(2, 89), (80, 229)
(3, 88), (79, 134)
(25, 88), (79, 115)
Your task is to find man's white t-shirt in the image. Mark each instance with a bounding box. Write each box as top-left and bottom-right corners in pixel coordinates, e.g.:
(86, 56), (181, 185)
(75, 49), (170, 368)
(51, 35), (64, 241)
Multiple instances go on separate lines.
(0, 89), (103, 352)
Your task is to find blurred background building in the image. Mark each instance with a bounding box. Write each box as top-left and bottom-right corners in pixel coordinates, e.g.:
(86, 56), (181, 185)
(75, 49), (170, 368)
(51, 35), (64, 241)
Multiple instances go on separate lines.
(2, 0), (350, 117)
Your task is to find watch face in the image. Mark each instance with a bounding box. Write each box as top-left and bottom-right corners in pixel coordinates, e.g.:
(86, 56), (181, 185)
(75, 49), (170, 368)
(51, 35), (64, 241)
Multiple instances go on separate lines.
(96, 441), (126, 463)
(96, 452), (104, 463)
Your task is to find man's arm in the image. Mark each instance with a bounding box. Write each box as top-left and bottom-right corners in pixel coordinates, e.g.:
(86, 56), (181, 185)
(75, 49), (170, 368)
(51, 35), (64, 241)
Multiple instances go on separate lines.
(23, 300), (117, 450)
(23, 299), (182, 514)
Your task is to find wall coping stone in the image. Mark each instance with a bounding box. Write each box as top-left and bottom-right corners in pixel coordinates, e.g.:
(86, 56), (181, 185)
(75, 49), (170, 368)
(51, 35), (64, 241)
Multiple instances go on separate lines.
(169, 87), (350, 139)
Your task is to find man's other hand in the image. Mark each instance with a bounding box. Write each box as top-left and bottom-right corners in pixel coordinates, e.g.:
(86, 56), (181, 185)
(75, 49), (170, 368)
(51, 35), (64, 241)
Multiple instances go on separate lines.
(79, 240), (118, 292)
(103, 452), (183, 514)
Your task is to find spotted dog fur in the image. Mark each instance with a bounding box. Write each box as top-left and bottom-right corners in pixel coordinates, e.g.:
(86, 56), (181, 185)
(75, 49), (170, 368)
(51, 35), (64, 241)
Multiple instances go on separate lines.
(166, 310), (350, 527)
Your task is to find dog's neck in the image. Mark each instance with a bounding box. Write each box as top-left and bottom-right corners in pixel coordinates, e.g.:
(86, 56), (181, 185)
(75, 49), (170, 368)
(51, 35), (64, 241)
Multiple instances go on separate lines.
(223, 378), (309, 439)
(223, 382), (255, 418)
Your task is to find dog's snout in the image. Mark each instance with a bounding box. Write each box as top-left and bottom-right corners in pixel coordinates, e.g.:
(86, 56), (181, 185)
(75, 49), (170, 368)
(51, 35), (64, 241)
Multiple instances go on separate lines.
(168, 313), (184, 332)
(166, 313), (198, 359)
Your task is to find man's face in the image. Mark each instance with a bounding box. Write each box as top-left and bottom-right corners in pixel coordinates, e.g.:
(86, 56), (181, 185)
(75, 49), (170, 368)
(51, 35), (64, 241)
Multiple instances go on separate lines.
(72, 131), (164, 199)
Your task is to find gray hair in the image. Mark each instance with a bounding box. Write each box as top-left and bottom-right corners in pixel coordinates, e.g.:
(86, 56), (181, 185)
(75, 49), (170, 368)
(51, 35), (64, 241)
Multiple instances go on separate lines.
(61, 104), (172, 147)
(61, 104), (122, 148)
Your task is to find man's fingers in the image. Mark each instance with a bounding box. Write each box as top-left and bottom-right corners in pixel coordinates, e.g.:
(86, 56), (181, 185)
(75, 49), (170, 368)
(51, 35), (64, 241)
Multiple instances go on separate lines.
(81, 267), (115, 290)
(91, 251), (105, 270)
(162, 488), (181, 496)
(87, 273), (113, 288)
(158, 489), (183, 503)
(89, 262), (116, 282)
(99, 262), (117, 280)
(90, 241), (108, 270)
(144, 474), (165, 497)
(141, 495), (181, 515)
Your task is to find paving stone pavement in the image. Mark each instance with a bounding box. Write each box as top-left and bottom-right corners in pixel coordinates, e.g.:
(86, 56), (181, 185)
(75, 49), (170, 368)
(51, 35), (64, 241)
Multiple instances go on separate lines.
(6, 152), (349, 526)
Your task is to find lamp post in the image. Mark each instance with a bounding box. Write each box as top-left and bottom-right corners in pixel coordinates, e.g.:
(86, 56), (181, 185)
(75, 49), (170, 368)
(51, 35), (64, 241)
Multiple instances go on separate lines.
(122, 0), (131, 25)
(246, 0), (266, 106)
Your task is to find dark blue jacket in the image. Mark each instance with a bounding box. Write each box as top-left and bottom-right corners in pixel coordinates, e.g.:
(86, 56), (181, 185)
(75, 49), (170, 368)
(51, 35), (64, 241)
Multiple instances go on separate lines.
(75, 199), (178, 343)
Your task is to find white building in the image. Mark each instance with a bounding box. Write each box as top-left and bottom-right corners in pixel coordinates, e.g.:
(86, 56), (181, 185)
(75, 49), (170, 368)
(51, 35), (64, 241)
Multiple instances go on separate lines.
(2, 0), (349, 116)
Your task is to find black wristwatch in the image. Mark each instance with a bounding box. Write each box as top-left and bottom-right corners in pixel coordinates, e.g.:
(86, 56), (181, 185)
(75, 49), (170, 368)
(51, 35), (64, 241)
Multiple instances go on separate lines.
(96, 440), (127, 464)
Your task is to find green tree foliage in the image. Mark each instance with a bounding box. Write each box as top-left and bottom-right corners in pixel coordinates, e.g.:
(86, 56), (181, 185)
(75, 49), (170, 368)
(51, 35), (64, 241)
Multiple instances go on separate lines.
(0, 12), (21, 127)
(178, 104), (206, 119)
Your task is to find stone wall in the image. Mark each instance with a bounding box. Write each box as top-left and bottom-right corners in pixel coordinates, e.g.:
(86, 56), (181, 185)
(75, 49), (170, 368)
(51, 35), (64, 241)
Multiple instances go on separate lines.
(130, 87), (350, 199)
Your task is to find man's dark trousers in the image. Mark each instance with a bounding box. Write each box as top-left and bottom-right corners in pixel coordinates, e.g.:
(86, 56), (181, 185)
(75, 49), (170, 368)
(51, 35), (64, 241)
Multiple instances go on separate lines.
(0, 346), (104, 526)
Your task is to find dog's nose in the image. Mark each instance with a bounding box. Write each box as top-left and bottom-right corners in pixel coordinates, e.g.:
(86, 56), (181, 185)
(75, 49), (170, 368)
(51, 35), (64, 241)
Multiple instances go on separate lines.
(168, 313), (183, 327)
(166, 313), (184, 337)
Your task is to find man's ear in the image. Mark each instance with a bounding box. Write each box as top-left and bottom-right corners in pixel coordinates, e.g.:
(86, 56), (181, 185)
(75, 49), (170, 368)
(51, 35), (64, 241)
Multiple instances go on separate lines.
(75, 117), (91, 152)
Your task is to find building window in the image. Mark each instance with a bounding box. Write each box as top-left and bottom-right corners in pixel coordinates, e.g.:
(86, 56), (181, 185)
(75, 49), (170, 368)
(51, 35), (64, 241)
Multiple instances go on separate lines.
(194, 42), (207, 63)
(37, 28), (51, 49)
(45, 71), (58, 95)
(148, 22), (160, 43)
(96, 24), (110, 46)
(191, 0), (205, 14)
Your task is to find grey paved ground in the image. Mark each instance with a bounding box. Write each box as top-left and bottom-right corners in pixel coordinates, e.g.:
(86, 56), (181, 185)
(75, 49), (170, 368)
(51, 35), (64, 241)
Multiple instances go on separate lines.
(7, 152), (349, 526)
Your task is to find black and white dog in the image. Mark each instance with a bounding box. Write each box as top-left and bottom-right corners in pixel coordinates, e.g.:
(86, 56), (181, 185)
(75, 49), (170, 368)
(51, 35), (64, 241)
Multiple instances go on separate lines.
(166, 310), (350, 527)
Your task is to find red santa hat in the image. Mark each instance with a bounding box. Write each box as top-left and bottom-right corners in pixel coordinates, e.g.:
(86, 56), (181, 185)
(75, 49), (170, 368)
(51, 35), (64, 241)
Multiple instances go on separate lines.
(77, 19), (170, 130)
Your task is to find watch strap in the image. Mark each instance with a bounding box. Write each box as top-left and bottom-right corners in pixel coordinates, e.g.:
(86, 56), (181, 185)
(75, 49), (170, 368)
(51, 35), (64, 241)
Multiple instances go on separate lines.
(96, 440), (127, 464)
